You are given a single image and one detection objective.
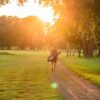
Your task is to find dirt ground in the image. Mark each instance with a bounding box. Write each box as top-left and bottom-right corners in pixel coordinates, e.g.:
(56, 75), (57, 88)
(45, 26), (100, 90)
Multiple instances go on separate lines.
(51, 61), (100, 100)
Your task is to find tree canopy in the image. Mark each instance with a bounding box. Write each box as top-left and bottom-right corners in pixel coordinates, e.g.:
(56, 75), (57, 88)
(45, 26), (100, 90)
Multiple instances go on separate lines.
(0, 0), (100, 56)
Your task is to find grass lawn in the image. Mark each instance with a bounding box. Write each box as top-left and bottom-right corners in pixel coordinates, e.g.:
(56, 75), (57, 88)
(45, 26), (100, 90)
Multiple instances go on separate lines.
(60, 52), (100, 87)
(0, 50), (63, 100)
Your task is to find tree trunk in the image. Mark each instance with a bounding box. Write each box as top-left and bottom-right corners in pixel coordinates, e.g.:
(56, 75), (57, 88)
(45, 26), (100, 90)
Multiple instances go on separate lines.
(98, 44), (100, 55)
(82, 37), (95, 57)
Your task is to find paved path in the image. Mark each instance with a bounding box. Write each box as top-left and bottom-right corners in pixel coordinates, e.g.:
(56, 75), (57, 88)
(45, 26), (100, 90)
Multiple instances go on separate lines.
(51, 61), (100, 100)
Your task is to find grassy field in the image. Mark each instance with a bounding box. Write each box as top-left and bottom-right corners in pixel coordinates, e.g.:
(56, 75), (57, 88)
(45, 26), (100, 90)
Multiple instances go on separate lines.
(60, 52), (100, 87)
(0, 51), (63, 100)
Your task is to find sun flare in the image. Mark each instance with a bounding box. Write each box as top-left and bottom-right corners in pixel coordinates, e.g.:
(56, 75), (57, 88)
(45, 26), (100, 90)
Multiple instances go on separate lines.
(0, 0), (59, 25)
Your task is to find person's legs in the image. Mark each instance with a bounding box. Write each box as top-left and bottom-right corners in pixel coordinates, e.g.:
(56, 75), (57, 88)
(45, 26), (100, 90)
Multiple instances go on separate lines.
(53, 62), (56, 71)
(51, 61), (57, 71)
(51, 62), (53, 71)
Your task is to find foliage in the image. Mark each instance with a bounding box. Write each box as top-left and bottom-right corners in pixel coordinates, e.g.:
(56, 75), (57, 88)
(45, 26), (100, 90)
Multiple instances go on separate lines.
(0, 16), (45, 49)
(0, 0), (100, 56)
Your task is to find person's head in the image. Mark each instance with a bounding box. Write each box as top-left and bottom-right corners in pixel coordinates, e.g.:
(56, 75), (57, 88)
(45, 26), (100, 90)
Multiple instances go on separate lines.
(53, 44), (57, 49)
(51, 46), (56, 50)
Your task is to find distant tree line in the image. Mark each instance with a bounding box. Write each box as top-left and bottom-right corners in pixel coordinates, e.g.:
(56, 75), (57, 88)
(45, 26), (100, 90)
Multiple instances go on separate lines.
(0, 0), (100, 58)
(0, 16), (45, 50)
(0, 16), (66, 50)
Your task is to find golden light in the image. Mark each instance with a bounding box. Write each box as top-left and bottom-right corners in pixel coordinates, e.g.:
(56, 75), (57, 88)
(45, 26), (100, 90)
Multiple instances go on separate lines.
(0, 0), (59, 25)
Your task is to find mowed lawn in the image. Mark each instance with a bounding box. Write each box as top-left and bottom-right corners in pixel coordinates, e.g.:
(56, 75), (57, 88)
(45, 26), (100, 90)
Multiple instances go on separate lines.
(60, 53), (100, 87)
(0, 51), (62, 100)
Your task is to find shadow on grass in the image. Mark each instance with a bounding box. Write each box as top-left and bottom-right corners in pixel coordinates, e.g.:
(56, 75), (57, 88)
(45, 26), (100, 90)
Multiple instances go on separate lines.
(0, 52), (15, 55)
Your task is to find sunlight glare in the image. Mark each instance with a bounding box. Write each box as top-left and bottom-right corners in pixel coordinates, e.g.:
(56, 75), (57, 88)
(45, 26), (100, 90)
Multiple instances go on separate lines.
(0, 0), (59, 25)
(51, 82), (58, 89)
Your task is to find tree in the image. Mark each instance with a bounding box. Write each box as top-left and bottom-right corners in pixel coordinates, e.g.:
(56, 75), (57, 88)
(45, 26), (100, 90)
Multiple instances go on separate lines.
(0, 16), (44, 50)
(0, 0), (99, 55)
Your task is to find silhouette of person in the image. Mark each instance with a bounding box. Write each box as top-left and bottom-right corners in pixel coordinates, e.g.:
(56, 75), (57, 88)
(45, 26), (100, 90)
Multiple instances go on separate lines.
(48, 47), (61, 71)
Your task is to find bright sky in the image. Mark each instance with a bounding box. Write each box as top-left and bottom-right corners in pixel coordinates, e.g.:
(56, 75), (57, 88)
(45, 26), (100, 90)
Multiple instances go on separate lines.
(0, 0), (59, 25)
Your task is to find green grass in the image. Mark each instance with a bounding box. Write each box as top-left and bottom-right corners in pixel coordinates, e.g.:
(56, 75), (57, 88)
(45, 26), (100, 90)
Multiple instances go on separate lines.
(0, 50), (63, 100)
(60, 52), (100, 87)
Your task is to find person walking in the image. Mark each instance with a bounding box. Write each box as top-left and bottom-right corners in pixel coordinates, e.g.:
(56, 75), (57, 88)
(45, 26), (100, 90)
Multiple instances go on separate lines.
(48, 47), (61, 71)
